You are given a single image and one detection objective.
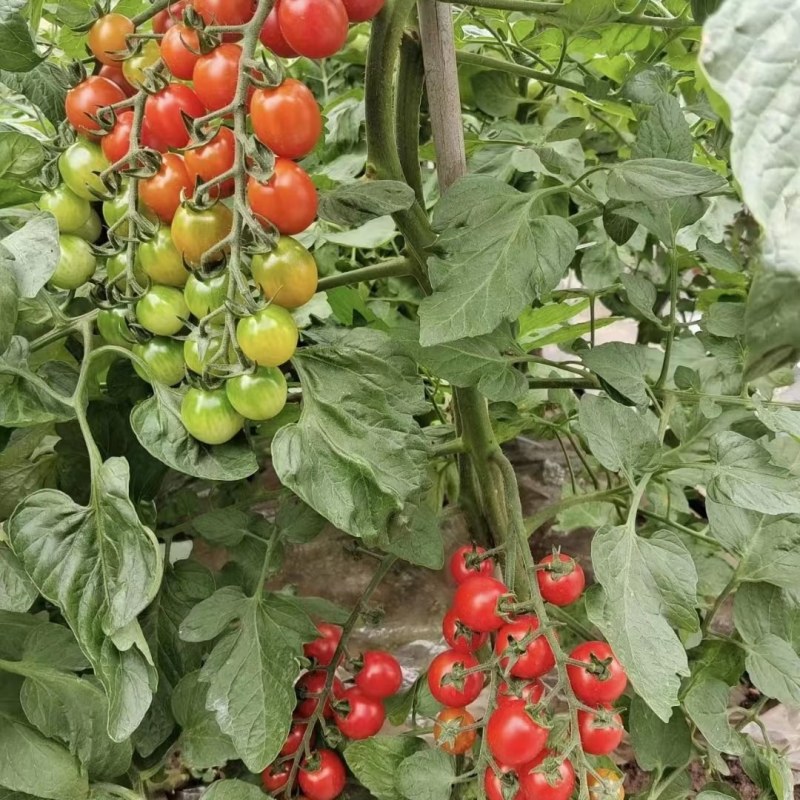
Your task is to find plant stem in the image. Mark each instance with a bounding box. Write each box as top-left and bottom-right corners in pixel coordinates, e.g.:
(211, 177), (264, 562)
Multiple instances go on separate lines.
(455, 51), (584, 92)
(72, 321), (102, 475)
(701, 573), (738, 637)
(316, 257), (414, 290)
(655, 248), (678, 389)
(132, 0), (172, 25)
(524, 486), (626, 537)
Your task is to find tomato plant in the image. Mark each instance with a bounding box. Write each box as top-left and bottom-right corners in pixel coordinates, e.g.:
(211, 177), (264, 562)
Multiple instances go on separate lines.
(493, 615), (555, 679)
(433, 707), (476, 755)
(426, 649), (483, 707)
(65, 76), (126, 136)
(184, 127), (236, 198)
(332, 687), (385, 739)
(132, 337), (186, 385)
(451, 575), (508, 632)
(566, 642), (628, 706)
(298, 750), (346, 800)
(353, 650), (402, 698)
(180, 386), (244, 444)
(145, 84), (206, 149)
(250, 236), (318, 309)
(59, 139), (110, 199)
(448, 543), (494, 584)
(441, 608), (488, 653)
(38, 185), (91, 232)
(235, 305), (298, 367)
(50, 234), (96, 289)
(160, 23), (202, 81)
(247, 158), (318, 235)
(88, 14), (134, 66)
(136, 285), (189, 336)
(250, 80), (322, 160)
(171, 203), (233, 266)
(485, 699), (549, 767)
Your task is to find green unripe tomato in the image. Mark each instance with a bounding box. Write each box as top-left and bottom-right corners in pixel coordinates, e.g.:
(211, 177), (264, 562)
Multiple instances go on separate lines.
(183, 330), (230, 374)
(106, 251), (146, 287)
(139, 226), (190, 287)
(38, 185), (91, 232)
(225, 366), (287, 421)
(97, 306), (134, 348)
(236, 305), (298, 367)
(59, 139), (109, 200)
(184, 272), (229, 320)
(103, 189), (157, 238)
(132, 337), (185, 385)
(51, 234), (97, 290)
(73, 208), (103, 242)
(180, 387), (243, 445)
(136, 284), (189, 336)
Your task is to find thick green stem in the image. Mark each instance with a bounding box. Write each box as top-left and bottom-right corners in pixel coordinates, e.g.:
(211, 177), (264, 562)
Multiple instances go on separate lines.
(655, 249), (679, 389)
(455, 51), (584, 92)
(396, 35), (427, 206)
(316, 257), (414, 290)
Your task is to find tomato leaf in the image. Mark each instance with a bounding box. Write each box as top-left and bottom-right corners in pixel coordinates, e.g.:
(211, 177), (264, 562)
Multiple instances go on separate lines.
(0, 213), (59, 298)
(0, 13), (42, 72)
(395, 749), (455, 800)
(318, 180), (416, 227)
(0, 543), (36, 612)
(631, 95), (693, 162)
(605, 159), (726, 203)
(683, 677), (747, 756)
(0, 62), (68, 125)
(581, 343), (650, 406)
(200, 780), (265, 800)
(0, 260), (18, 354)
(345, 735), (427, 800)
(628, 695), (693, 770)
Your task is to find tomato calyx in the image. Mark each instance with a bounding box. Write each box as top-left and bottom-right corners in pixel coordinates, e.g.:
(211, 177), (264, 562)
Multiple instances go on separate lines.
(440, 658), (483, 692)
(568, 652), (616, 681)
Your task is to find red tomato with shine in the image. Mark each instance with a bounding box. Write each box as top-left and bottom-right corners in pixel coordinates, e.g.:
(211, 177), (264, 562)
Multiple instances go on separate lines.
(567, 641), (627, 705)
(261, 762), (291, 793)
(184, 127), (235, 198)
(577, 705), (624, 755)
(494, 615), (556, 679)
(161, 23), (201, 80)
(145, 84), (205, 149)
(295, 670), (344, 719)
(303, 622), (342, 666)
(536, 553), (586, 606)
(101, 110), (167, 163)
(194, 0), (255, 25)
(332, 687), (385, 739)
(251, 79), (321, 160)
(277, 0), (348, 59)
(452, 575), (509, 632)
(427, 649), (483, 708)
(193, 44), (242, 112)
(152, 1), (188, 34)
(519, 751), (575, 800)
(484, 767), (525, 800)
(66, 76), (126, 136)
(442, 609), (488, 654)
(449, 544), (494, 584)
(486, 699), (549, 767)
(259, 3), (297, 57)
(139, 153), (192, 222)
(280, 721), (309, 756)
(98, 64), (134, 97)
(354, 650), (402, 699)
(247, 159), (317, 235)
(341, 0), (384, 21)
(497, 678), (544, 707)
(298, 749), (346, 800)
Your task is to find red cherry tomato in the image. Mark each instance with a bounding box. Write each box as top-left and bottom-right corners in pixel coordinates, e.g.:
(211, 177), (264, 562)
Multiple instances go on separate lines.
(280, 721), (310, 756)
(452, 575), (509, 633)
(277, 0), (348, 59)
(184, 127), (236, 198)
(536, 553), (586, 606)
(152, 1), (188, 34)
(144, 84), (205, 149)
(519, 751), (575, 800)
(250, 79), (321, 160)
(261, 761), (291, 793)
(497, 678), (544, 707)
(248, 159), (317, 235)
(160, 23), (201, 80)
(88, 13), (134, 66)
(295, 670), (344, 719)
(486, 699), (549, 767)
(333, 687), (385, 739)
(567, 641), (627, 705)
(354, 650), (402, 699)
(194, 0), (255, 25)
(66, 76), (126, 136)
(434, 707), (476, 755)
(442, 609), (488, 654)
(494, 616), (556, 679)
(449, 544), (494, 584)
(341, 0), (384, 21)
(98, 64), (134, 97)
(101, 110), (167, 163)
(259, 3), (297, 57)
(577, 705), (624, 755)
(192, 43), (242, 112)
(426, 649), (483, 708)
(298, 749), (346, 800)
(303, 622), (342, 666)
(484, 767), (524, 800)
(139, 153), (193, 223)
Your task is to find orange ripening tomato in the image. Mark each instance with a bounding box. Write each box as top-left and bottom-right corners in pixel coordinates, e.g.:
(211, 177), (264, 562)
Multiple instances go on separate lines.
(250, 79), (322, 160)
(65, 76), (126, 137)
(185, 127), (236, 198)
(139, 153), (193, 223)
(247, 159), (317, 235)
(88, 13), (134, 65)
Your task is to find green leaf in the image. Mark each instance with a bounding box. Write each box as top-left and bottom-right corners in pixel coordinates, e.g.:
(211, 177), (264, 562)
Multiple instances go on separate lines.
(130, 385), (258, 481)
(621, 273), (660, 324)
(0, 13), (42, 72)
(683, 677), (746, 755)
(472, 71), (522, 117)
(628, 695), (692, 770)
(615, 196), (706, 247)
(706, 432), (800, 515)
(581, 343), (650, 406)
(696, 236), (742, 273)
(590, 526), (696, 720)
(0, 716), (87, 800)
(179, 588), (316, 771)
(0, 426), (58, 521)
(577, 395), (660, 475)
(200, 780), (265, 800)
(702, 303), (745, 338)
(733, 583), (800, 651)
(606, 159), (726, 203)
(395, 748), (456, 800)
(741, 633), (800, 706)
(754, 400), (800, 438)
(418, 176), (578, 345)
(318, 180), (416, 227)
(0, 262), (18, 354)
(690, 640), (746, 687)
(631, 95), (693, 162)
(322, 216), (397, 249)
(171, 671), (237, 769)
(379, 499), (444, 569)
(0, 63), (68, 124)
(275, 495), (327, 544)
(345, 736), (427, 800)
(7, 458), (161, 741)
(0, 544), (36, 612)
(272, 328), (430, 540)
(691, 0), (723, 22)
(0, 214), (59, 298)
(0, 132), (44, 179)
(0, 181), (40, 210)
(700, 0), (800, 273)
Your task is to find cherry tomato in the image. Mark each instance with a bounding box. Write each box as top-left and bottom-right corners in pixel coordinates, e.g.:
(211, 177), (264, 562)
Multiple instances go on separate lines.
(136, 285), (189, 335)
(161, 23), (201, 80)
(145, 84), (205, 149)
(442, 608), (488, 654)
(427, 649), (483, 708)
(101, 109), (167, 163)
(122, 40), (161, 89)
(139, 226), (190, 287)
(280, 722), (309, 757)
(250, 80), (321, 160)
(259, 3), (297, 57)
(298, 749), (346, 800)
(171, 203), (233, 266)
(588, 769), (625, 800)
(494, 615), (555, 679)
(225, 367), (287, 420)
(278, 0), (348, 59)
(66, 77), (126, 137)
(192, 44), (241, 112)
(261, 762), (291, 794)
(577, 705), (624, 755)
(194, 0), (255, 25)
(355, 650), (402, 699)
(519, 751), (575, 800)
(434, 707), (476, 755)
(251, 237), (317, 309)
(247, 159), (317, 235)
(236, 305), (298, 367)
(74, 209), (102, 243)
(484, 767), (524, 800)
(184, 271), (228, 318)
(97, 307), (134, 348)
(486, 699), (549, 767)
(184, 127), (235, 198)
(452, 575), (509, 633)
(132, 337), (185, 385)
(536, 553), (586, 606)
(181, 387), (244, 445)
(88, 13), (134, 65)
(38, 185), (91, 233)
(497, 678), (544, 707)
(103, 190), (158, 238)
(303, 623), (342, 666)
(51, 235), (96, 290)
(566, 642), (627, 705)
(295, 671), (344, 719)
(140, 153), (193, 223)
(333, 687), (385, 739)
(341, 0), (384, 20)
(59, 139), (110, 200)
(449, 544), (494, 584)
(106, 251), (146, 287)
(98, 64), (134, 97)
(183, 330), (229, 374)
(153, 0), (188, 34)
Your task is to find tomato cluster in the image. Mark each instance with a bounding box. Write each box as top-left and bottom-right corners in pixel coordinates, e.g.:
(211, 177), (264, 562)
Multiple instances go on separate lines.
(260, 623), (403, 798)
(46, 0), (387, 446)
(428, 545), (627, 800)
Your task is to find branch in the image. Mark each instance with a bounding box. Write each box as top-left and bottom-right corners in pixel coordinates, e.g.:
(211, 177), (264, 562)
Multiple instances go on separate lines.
(316, 257), (414, 290)
(455, 51), (585, 92)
